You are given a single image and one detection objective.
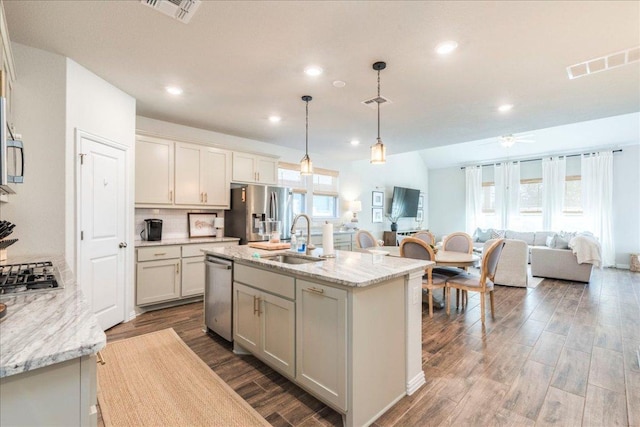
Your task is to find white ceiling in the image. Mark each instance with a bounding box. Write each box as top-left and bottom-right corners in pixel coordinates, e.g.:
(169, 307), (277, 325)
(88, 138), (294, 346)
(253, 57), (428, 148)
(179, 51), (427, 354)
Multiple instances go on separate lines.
(4, 1), (640, 162)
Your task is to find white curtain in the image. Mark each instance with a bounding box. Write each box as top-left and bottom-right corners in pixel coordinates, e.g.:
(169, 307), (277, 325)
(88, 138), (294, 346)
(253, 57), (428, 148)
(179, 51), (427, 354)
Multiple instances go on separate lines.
(494, 162), (520, 229)
(542, 157), (566, 230)
(581, 151), (614, 267)
(465, 166), (483, 234)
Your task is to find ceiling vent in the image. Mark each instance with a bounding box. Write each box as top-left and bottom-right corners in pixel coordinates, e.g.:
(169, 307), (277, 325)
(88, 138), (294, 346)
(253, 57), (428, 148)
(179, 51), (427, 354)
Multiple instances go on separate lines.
(567, 46), (640, 79)
(361, 95), (393, 109)
(141, 0), (201, 24)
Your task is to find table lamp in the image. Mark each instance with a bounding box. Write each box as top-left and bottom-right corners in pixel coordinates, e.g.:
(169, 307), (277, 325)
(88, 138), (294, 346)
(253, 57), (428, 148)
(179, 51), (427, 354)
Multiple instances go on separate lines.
(349, 201), (362, 223)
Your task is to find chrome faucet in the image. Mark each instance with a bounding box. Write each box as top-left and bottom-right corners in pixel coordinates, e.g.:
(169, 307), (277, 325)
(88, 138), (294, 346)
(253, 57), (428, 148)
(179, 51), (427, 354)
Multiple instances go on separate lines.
(291, 213), (313, 255)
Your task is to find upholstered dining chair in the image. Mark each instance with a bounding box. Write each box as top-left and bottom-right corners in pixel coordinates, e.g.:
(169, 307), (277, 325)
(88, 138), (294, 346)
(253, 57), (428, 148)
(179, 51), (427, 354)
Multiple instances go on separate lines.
(413, 230), (435, 246)
(442, 232), (473, 254)
(400, 237), (447, 318)
(355, 230), (378, 249)
(445, 239), (505, 324)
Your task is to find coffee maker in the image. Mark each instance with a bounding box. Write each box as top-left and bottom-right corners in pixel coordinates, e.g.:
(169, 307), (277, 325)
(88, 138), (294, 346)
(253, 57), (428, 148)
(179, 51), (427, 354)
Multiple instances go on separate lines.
(141, 219), (163, 241)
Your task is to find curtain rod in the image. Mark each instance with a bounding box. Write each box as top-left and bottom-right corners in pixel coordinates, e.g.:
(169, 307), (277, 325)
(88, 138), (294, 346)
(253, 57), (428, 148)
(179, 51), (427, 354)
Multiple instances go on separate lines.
(460, 149), (623, 169)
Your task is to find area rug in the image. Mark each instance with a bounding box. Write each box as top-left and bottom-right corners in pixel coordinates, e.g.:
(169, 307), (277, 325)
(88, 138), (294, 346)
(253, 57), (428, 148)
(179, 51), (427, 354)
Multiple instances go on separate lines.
(97, 328), (270, 427)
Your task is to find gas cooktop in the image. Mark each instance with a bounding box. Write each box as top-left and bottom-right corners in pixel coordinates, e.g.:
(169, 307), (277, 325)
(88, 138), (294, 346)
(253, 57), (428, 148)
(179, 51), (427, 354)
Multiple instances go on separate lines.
(0, 261), (61, 295)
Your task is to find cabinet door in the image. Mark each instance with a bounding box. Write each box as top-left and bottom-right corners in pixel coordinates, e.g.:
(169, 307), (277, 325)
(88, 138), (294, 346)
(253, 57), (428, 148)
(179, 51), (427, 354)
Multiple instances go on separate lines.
(135, 137), (174, 205)
(136, 259), (180, 305)
(181, 256), (205, 297)
(175, 142), (203, 205)
(296, 280), (347, 411)
(255, 156), (278, 184)
(232, 152), (256, 183)
(201, 147), (231, 207)
(260, 292), (295, 377)
(233, 283), (260, 353)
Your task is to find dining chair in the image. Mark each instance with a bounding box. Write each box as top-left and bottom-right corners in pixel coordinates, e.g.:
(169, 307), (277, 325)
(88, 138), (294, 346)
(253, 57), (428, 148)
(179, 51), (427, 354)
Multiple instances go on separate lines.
(442, 232), (473, 254)
(400, 237), (447, 318)
(445, 239), (505, 324)
(355, 230), (378, 249)
(413, 230), (435, 246)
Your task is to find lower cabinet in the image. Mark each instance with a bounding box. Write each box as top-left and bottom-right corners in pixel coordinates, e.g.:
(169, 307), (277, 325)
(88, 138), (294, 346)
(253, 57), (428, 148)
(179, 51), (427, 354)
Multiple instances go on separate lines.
(136, 240), (238, 307)
(0, 354), (97, 426)
(296, 280), (347, 411)
(310, 233), (353, 252)
(233, 264), (347, 411)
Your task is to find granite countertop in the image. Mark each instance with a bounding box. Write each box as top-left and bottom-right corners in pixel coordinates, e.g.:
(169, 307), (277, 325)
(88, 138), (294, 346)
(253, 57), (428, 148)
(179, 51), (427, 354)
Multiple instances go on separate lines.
(0, 255), (106, 378)
(202, 246), (432, 288)
(135, 236), (241, 247)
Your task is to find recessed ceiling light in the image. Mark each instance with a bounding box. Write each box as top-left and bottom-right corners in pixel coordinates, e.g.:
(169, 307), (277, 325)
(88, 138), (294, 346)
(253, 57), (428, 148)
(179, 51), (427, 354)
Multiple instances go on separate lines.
(268, 115), (281, 123)
(498, 104), (514, 113)
(350, 139), (360, 146)
(304, 66), (323, 77)
(165, 86), (183, 95)
(333, 80), (346, 88)
(435, 41), (458, 55)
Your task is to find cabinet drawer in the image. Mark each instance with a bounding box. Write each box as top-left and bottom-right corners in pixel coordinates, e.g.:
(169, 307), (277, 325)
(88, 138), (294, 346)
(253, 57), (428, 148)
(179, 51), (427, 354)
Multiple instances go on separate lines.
(334, 234), (352, 244)
(182, 241), (237, 258)
(235, 264), (295, 300)
(137, 245), (181, 262)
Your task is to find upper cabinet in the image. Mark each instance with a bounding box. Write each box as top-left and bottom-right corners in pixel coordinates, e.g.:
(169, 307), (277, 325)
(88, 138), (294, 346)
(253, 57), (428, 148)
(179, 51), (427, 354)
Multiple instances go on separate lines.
(232, 152), (278, 185)
(0, 2), (16, 128)
(135, 136), (174, 205)
(174, 141), (230, 207)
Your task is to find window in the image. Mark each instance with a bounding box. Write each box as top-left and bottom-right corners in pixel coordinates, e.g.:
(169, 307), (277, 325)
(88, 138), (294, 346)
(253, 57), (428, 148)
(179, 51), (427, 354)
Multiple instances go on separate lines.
(519, 179), (542, 213)
(482, 182), (495, 213)
(564, 176), (582, 213)
(278, 163), (339, 219)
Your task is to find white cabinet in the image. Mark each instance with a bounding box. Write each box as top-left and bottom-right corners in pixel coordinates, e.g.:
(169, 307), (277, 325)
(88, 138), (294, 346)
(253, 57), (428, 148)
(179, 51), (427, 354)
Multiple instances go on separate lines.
(135, 136), (174, 205)
(0, 355), (97, 427)
(310, 233), (353, 252)
(175, 142), (231, 208)
(233, 265), (296, 377)
(296, 280), (347, 411)
(232, 152), (278, 185)
(136, 241), (239, 307)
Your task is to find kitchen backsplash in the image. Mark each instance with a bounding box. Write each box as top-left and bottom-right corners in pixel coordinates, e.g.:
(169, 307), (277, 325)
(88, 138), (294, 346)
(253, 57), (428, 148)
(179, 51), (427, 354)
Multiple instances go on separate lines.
(135, 208), (224, 240)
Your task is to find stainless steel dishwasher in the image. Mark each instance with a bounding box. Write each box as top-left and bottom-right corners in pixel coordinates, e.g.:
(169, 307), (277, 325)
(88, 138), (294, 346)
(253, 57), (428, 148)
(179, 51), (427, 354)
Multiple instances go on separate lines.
(205, 256), (233, 342)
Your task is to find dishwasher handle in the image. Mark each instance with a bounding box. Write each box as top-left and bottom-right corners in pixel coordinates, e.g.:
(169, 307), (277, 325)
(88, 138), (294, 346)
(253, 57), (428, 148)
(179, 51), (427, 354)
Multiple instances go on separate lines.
(206, 257), (232, 270)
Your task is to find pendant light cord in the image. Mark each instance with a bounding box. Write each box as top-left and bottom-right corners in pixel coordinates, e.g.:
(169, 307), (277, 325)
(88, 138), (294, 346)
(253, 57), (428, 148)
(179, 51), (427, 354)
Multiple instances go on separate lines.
(305, 99), (309, 155)
(377, 69), (381, 140)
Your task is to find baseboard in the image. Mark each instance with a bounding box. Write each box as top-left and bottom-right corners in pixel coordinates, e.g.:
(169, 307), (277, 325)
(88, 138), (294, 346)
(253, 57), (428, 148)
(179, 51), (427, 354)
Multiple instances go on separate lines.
(615, 264), (630, 270)
(127, 310), (137, 322)
(406, 371), (426, 395)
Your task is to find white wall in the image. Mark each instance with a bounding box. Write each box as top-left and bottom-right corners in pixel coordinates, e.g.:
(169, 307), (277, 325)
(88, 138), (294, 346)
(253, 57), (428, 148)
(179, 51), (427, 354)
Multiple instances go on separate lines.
(1, 43), (67, 257)
(65, 58), (136, 314)
(428, 144), (640, 267)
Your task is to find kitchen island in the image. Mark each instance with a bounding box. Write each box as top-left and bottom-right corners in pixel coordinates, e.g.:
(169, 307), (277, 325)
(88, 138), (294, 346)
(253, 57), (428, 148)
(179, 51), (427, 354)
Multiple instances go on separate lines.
(203, 246), (432, 427)
(0, 255), (106, 426)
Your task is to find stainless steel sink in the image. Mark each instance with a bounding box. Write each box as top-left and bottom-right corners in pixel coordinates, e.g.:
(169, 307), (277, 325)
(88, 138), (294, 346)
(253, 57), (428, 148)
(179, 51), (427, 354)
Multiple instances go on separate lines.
(263, 254), (323, 264)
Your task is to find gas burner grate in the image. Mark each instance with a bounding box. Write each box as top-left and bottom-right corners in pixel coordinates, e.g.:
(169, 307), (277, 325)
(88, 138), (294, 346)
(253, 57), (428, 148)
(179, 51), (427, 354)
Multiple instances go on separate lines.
(0, 261), (60, 294)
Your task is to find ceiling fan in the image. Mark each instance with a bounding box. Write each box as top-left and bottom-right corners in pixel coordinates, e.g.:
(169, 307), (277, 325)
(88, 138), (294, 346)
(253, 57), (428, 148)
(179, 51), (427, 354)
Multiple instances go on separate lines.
(497, 134), (535, 148)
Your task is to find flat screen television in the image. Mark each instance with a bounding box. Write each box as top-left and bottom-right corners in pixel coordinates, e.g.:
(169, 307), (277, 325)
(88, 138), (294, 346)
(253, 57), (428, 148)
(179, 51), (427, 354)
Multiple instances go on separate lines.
(390, 186), (420, 218)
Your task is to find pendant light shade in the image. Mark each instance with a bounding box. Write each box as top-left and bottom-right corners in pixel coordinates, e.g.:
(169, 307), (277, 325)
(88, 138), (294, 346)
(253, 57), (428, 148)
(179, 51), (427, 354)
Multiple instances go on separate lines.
(300, 95), (313, 175)
(370, 61), (387, 164)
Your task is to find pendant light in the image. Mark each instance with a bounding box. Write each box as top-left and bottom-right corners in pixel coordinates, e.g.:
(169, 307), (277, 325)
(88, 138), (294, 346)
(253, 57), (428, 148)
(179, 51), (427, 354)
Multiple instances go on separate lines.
(300, 95), (313, 175)
(370, 61), (387, 164)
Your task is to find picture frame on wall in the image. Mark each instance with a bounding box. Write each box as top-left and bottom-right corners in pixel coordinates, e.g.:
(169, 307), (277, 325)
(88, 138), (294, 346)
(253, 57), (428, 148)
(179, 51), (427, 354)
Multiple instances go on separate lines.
(188, 213), (218, 237)
(418, 194), (424, 209)
(372, 208), (383, 223)
(372, 191), (384, 207)
(416, 210), (423, 222)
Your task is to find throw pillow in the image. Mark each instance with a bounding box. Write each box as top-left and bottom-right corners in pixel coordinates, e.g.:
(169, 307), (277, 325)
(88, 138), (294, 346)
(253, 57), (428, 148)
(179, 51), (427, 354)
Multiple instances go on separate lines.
(491, 229), (505, 239)
(476, 228), (493, 243)
(547, 234), (570, 249)
(546, 236), (554, 247)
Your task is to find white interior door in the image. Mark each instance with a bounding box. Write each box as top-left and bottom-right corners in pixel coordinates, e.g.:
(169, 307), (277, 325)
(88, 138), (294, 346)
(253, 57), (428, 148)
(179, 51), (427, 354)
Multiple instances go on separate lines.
(79, 132), (127, 331)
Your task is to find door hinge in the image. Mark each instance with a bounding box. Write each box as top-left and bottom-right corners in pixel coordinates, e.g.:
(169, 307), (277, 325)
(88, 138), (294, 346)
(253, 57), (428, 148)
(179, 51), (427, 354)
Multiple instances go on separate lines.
(79, 153), (87, 165)
(81, 231), (84, 240)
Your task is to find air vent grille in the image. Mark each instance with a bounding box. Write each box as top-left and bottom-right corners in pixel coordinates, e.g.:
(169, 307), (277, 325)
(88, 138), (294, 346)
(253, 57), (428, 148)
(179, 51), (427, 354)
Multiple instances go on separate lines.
(140, 0), (201, 24)
(361, 95), (392, 109)
(567, 46), (640, 79)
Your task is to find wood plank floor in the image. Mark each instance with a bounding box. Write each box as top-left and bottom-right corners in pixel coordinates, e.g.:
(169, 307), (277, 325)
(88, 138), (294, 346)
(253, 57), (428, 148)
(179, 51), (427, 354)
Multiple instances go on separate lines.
(103, 267), (639, 426)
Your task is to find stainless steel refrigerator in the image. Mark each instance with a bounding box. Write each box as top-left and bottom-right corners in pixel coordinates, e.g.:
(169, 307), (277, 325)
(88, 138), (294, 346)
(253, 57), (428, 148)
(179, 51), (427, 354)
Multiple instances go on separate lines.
(224, 184), (293, 244)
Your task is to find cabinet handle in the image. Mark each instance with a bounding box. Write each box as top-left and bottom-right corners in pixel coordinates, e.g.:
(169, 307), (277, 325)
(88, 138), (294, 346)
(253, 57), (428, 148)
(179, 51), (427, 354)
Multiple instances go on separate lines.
(257, 172), (260, 181)
(96, 351), (106, 365)
(176, 263), (180, 274)
(307, 287), (324, 294)
(205, 192), (208, 203)
(154, 252), (167, 256)
(253, 295), (259, 315)
(169, 190), (173, 202)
